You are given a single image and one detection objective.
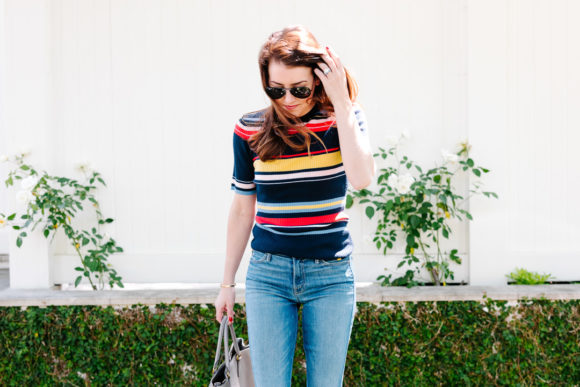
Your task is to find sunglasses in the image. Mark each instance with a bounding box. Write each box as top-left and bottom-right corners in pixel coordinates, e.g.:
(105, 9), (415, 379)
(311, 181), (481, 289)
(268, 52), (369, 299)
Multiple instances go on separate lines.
(264, 84), (314, 99)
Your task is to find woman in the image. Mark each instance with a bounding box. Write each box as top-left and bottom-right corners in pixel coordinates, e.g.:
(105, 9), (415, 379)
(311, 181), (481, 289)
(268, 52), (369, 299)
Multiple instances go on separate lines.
(214, 25), (375, 387)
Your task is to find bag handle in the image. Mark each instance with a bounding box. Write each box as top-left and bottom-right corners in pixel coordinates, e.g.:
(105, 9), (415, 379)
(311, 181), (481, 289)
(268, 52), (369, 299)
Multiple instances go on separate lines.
(211, 315), (245, 377)
(211, 315), (229, 374)
(227, 322), (243, 355)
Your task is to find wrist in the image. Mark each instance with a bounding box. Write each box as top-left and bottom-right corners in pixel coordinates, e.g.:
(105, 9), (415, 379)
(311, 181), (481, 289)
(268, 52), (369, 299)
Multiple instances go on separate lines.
(333, 98), (353, 113)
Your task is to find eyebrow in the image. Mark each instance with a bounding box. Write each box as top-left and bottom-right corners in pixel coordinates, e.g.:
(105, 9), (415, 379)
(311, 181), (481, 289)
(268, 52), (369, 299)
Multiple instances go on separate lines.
(270, 80), (308, 86)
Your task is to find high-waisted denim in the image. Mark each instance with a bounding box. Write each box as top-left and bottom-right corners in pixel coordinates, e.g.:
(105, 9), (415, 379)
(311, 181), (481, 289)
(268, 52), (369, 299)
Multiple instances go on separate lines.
(244, 248), (357, 387)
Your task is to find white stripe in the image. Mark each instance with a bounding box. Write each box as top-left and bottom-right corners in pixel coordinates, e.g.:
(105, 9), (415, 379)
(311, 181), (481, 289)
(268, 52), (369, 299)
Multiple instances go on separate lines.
(260, 223), (333, 229)
(255, 165), (345, 181)
(256, 174), (345, 185)
(232, 178), (256, 189)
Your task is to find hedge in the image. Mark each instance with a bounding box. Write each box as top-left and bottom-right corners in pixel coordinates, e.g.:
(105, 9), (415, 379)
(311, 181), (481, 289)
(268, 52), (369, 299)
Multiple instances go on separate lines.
(0, 296), (578, 385)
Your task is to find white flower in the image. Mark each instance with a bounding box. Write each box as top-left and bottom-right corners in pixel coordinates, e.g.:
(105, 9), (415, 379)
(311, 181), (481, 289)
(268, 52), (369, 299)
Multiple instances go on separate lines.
(385, 129), (413, 149)
(16, 190), (35, 205)
(0, 154), (9, 163)
(0, 216), (6, 229)
(16, 146), (31, 158)
(396, 173), (415, 195)
(385, 135), (400, 148)
(20, 176), (39, 190)
(76, 160), (93, 173)
(387, 172), (415, 195)
(441, 149), (459, 166)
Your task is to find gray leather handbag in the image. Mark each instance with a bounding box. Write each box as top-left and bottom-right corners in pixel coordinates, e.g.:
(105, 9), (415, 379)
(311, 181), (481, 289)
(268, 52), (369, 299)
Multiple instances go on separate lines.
(209, 315), (255, 387)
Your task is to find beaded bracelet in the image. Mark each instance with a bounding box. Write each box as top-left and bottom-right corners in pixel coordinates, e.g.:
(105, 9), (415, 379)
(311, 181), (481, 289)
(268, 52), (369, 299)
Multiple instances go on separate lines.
(220, 283), (236, 288)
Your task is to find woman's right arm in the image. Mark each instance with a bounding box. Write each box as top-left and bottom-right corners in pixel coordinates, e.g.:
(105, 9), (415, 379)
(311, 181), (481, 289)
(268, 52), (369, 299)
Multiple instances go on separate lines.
(223, 193), (256, 285)
(214, 192), (256, 324)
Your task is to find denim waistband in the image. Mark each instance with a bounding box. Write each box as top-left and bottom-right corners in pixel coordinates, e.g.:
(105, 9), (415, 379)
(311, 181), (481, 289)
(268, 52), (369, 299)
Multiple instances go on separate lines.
(251, 248), (352, 262)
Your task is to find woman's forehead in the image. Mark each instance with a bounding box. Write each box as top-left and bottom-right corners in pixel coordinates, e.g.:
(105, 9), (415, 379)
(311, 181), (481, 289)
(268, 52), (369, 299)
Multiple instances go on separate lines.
(268, 60), (312, 84)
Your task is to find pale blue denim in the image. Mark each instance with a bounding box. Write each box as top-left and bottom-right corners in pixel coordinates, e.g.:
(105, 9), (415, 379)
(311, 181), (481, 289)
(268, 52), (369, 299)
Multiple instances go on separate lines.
(244, 248), (357, 387)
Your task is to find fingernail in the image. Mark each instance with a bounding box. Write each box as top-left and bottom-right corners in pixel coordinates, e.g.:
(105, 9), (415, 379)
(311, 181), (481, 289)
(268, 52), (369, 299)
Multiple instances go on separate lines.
(229, 316), (233, 323)
(326, 46), (329, 50)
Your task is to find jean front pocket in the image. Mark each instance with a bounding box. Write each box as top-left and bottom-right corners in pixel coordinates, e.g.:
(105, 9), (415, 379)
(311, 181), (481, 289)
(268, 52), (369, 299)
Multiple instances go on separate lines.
(316, 255), (352, 267)
(250, 249), (270, 263)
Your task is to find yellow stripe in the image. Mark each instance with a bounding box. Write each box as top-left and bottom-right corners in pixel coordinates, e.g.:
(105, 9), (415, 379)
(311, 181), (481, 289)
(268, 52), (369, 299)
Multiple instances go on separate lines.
(254, 151), (342, 172)
(258, 199), (344, 211)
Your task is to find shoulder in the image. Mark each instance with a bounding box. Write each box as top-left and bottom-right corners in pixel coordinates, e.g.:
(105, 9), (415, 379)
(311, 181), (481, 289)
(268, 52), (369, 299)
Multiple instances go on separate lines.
(234, 107), (267, 140)
(240, 107), (268, 127)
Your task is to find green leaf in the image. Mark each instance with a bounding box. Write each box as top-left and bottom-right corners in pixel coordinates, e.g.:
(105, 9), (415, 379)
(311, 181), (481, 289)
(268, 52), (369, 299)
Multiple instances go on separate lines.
(433, 175), (441, 183)
(365, 206), (375, 219)
(473, 168), (481, 177)
(410, 215), (421, 228)
(16, 237), (22, 247)
(75, 276), (82, 287)
(345, 194), (353, 209)
(466, 158), (474, 167)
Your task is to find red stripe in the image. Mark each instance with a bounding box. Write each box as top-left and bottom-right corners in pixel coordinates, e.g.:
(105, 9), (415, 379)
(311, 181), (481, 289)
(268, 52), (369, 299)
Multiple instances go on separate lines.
(252, 147), (340, 161)
(234, 125), (259, 140)
(288, 120), (335, 134)
(256, 212), (349, 227)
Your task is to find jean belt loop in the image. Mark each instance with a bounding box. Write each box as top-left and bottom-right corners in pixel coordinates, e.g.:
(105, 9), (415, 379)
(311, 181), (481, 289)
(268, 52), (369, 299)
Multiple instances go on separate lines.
(266, 252), (272, 262)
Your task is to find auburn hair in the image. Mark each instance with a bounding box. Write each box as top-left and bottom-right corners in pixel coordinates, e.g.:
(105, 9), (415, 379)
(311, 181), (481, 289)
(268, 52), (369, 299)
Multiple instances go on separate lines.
(247, 24), (359, 162)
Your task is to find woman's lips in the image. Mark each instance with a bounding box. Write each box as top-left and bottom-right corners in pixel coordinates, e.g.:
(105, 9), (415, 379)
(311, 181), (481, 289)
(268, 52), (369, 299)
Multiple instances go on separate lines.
(285, 104), (298, 110)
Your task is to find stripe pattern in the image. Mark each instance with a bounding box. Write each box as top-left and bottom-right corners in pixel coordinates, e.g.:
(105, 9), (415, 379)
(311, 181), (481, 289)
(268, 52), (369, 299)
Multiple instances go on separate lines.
(230, 103), (368, 259)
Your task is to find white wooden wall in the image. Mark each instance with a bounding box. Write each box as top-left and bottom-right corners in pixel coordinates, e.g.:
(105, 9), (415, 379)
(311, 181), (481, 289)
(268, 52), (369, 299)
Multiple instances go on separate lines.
(1, 0), (578, 288)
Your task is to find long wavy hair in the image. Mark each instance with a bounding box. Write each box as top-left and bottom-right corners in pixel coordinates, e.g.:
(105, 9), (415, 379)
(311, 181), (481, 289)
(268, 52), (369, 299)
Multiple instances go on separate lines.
(247, 25), (359, 161)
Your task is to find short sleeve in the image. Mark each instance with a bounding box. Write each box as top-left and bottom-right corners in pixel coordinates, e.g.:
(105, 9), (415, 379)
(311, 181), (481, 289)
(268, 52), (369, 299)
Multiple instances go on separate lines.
(230, 118), (257, 195)
(353, 102), (369, 135)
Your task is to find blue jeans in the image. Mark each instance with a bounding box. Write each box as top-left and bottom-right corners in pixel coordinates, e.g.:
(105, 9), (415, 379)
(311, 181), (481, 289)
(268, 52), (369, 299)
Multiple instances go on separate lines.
(244, 249), (357, 387)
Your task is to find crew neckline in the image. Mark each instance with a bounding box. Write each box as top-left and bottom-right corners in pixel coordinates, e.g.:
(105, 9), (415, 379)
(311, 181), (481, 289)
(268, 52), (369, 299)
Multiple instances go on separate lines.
(299, 104), (319, 121)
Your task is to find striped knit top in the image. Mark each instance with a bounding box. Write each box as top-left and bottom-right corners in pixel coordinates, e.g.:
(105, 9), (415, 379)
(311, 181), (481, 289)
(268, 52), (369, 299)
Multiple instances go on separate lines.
(230, 102), (369, 259)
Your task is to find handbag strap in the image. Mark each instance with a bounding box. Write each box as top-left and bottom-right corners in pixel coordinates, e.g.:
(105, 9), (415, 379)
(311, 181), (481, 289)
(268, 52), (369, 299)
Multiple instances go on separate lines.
(211, 315), (228, 373)
(227, 322), (243, 355)
(212, 316), (245, 376)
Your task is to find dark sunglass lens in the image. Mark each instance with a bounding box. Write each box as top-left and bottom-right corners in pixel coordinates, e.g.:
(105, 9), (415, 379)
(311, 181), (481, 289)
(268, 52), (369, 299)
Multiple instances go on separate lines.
(291, 87), (311, 98)
(265, 87), (285, 99)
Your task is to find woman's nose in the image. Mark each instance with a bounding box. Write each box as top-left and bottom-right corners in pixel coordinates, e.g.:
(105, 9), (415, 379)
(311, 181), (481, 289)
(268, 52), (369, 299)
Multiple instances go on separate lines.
(284, 91), (296, 104)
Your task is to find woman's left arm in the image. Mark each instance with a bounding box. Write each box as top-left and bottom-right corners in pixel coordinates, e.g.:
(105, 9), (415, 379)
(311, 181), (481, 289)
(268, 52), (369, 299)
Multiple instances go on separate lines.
(333, 100), (376, 190)
(314, 45), (376, 190)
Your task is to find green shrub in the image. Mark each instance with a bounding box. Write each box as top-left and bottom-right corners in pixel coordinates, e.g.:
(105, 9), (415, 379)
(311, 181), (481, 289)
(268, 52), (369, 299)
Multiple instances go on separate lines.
(506, 267), (555, 284)
(0, 297), (578, 385)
